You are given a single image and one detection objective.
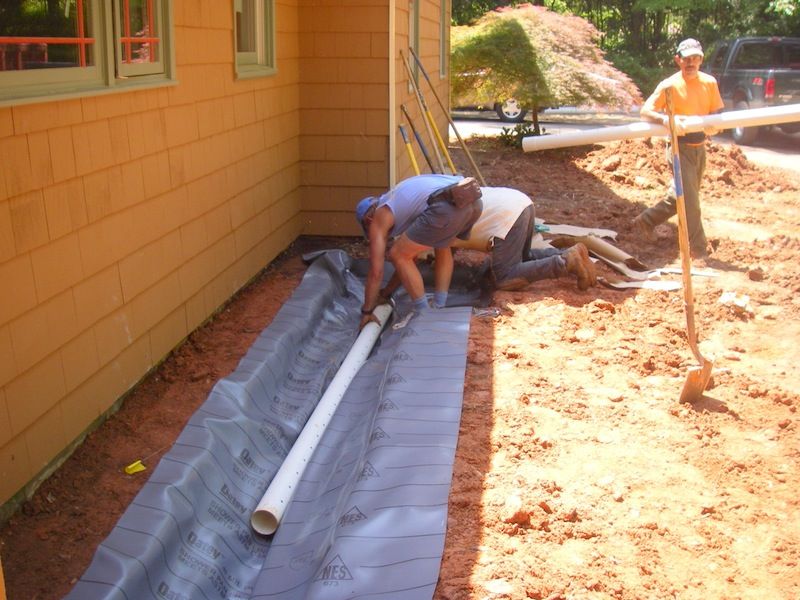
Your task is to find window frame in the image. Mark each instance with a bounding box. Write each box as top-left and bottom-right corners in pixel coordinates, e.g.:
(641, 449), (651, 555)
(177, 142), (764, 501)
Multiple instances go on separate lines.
(234, 0), (276, 80)
(408, 0), (420, 88)
(0, 0), (175, 107)
(439, 0), (448, 78)
(114, 0), (166, 78)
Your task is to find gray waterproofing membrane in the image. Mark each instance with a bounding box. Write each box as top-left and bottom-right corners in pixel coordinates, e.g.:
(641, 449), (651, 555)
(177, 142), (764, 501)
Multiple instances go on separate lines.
(67, 250), (476, 600)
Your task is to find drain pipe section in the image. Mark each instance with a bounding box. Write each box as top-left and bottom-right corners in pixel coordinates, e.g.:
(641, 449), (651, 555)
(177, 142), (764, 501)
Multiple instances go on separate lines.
(521, 102), (800, 152)
(251, 303), (394, 535)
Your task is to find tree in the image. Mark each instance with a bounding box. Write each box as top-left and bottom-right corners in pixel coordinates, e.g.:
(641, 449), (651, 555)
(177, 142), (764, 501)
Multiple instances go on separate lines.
(452, 0), (800, 93)
(451, 5), (642, 131)
(454, 0), (562, 26)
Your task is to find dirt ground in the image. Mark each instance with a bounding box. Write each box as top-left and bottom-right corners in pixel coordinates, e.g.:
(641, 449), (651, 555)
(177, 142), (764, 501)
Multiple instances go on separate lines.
(1, 133), (799, 600)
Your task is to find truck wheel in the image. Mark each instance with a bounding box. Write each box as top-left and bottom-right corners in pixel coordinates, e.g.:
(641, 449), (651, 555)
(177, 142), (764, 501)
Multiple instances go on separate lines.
(731, 100), (759, 145)
(495, 99), (527, 123)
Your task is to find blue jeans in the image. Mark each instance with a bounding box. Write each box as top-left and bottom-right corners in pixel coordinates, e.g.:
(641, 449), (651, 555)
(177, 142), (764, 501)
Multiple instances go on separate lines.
(491, 205), (565, 284)
(641, 142), (708, 256)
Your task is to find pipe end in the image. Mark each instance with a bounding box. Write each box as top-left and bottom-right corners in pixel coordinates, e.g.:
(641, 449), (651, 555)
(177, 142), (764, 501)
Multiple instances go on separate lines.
(251, 509), (279, 536)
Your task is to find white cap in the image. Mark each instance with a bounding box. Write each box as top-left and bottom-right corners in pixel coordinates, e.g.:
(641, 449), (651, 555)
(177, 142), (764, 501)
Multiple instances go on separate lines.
(677, 38), (703, 58)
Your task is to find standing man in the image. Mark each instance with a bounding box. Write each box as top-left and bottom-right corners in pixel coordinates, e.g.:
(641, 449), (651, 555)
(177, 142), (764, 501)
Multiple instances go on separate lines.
(355, 174), (482, 329)
(451, 186), (596, 291)
(633, 38), (724, 259)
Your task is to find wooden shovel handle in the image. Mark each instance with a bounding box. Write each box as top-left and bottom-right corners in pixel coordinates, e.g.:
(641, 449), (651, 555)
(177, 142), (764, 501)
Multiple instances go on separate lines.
(665, 88), (703, 362)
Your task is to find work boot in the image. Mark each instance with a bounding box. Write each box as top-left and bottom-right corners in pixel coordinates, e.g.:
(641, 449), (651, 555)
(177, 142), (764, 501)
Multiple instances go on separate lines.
(632, 214), (657, 242)
(563, 243), (596, 291)
(575, 242), (597, 288)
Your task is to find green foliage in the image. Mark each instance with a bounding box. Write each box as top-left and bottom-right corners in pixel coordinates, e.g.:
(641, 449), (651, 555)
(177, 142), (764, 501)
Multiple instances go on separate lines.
(499, 122), (541, 148)
(452, 0), (505, 25)
(451, 0), (799, 106)
(451, 15), (548, 110)
(605, 51), (667, 102)
(0, 0), (75, 37)
(451, 0), (540, 25)
(451, 6), (642, 111)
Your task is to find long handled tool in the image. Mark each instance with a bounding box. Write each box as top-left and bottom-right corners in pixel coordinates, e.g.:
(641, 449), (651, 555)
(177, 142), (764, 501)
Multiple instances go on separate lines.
(665, 87), (714, 403)
(401, 103), (436, 173)
(399, 124), (421, 175)
(400, 50), (450, 174)
(409, 47), (487, 186)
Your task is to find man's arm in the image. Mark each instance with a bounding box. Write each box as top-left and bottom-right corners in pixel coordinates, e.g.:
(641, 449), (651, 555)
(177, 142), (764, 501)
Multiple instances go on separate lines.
(360, 207), (393, 328)
(641, 83), (690, 135)
(640, 84), (668, 126)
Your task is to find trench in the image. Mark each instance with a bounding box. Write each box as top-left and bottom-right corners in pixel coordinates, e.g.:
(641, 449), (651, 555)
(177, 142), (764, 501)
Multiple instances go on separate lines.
(66, 250), (484, 600)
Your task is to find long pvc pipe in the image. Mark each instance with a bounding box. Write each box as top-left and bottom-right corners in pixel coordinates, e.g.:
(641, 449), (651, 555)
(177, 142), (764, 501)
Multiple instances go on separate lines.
(251, 303), (393, 535)
(521, 103), (800, 152)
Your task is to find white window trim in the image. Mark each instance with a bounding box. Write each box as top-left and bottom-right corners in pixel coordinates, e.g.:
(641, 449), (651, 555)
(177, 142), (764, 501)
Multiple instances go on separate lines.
(0, 0), (175, 107)
(234, 0), (276, 80)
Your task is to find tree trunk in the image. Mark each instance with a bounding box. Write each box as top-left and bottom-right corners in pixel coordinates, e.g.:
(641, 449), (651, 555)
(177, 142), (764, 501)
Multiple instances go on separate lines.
(531, 102), (541, 136)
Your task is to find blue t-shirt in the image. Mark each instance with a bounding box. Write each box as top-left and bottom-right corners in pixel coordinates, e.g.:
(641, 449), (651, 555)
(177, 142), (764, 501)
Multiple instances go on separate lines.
(378, 174), (462, 237)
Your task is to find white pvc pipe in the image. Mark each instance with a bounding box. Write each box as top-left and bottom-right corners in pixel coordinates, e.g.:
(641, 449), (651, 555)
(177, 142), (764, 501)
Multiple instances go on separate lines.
(251, 303), (394, 535)
(521, 103), (800, 152)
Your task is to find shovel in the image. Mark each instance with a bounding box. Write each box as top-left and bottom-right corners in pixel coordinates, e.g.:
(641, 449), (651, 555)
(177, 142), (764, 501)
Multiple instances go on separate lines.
(665, 88), (714, 403)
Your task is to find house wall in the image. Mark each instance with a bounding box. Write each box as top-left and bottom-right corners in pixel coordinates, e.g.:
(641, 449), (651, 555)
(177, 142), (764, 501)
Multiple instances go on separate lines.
(300, 0), (452, 236)
(0, 0), (451, 514)
(297, 0), (392, 237)
(0, 0), (305, 512)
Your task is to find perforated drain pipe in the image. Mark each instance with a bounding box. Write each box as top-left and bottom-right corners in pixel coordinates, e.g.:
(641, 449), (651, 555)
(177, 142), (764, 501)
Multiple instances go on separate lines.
(251, 303), (394, 535)
(521, 102), (800, 152)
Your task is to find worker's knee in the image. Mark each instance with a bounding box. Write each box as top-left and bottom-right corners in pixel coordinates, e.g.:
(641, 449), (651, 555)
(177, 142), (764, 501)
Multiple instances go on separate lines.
(388, 239), (423, 264)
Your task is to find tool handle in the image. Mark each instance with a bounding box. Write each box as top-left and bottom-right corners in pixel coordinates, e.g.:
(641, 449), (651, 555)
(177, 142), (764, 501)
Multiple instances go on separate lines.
(665, 88), (703, 362)
(401, 103), (435, 173)
(400, 50), (446, 173)
(399, 124), (421, 175)
(408, 47), (487, 186)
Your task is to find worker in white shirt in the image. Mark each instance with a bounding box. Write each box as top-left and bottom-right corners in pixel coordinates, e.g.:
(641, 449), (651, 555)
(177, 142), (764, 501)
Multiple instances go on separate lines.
(452, 186), (596, 291)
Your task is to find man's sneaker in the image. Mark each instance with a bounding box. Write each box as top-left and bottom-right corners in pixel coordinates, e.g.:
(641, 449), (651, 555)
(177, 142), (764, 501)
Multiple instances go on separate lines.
(633, 214), (657, 242)
(563, 243), (596, 291)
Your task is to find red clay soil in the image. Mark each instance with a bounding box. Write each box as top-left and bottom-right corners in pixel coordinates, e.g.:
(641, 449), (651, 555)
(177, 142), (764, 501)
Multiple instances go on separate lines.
(1, 136), (799, 600)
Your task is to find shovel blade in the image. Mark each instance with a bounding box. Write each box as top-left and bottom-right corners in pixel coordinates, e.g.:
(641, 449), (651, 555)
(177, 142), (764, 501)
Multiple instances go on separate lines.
(679, 360), (714, 404)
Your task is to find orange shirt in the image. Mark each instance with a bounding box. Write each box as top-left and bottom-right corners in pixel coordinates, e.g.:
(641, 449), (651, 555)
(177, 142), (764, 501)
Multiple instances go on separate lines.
(643, 71), (724, 117)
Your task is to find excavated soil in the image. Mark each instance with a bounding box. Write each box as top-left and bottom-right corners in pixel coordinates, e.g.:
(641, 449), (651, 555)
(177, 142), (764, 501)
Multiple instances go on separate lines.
(1, 135), (799, 600)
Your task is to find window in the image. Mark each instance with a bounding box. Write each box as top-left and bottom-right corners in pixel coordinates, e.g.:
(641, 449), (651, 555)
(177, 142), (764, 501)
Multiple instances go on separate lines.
(709, 44), (729, 71)
(115, 0), (165, 77)
(783, 43), (800, 69)
(234, 0), (275, 78)
(0, 0), (174, 106)
(732, 43), (779, 69)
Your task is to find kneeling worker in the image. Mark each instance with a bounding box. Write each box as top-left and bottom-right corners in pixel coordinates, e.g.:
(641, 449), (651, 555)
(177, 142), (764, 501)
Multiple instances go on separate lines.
(452, 186), (596, 291)
(355, 174), (483, 329)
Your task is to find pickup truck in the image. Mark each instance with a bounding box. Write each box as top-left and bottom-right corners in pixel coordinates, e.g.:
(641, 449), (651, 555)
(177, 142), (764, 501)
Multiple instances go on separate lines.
(704, 36), (800, 144)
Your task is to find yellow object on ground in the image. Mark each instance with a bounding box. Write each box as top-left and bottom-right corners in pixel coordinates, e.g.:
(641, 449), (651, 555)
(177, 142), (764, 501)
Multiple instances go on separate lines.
(124, 460), (147, 475)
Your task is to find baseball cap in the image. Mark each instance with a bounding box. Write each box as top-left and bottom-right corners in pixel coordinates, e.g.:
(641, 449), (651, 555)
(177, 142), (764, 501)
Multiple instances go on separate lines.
(676, 38), (703, 58)
(355, 196), (377, 235)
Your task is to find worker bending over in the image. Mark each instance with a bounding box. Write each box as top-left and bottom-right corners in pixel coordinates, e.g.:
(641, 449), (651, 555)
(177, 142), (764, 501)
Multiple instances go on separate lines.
(451, 186), (596, 291)
(355, 174), (482, 329)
